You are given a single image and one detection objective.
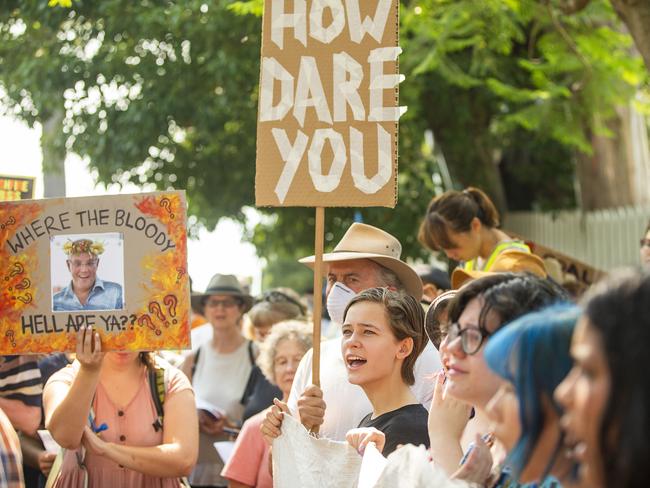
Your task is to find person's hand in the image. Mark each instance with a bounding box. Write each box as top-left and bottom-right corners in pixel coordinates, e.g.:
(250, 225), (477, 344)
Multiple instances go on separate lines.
(260, 398), (290, 446)
(452, 433), (493, 484)
(81, 425), (107, 456)
(345, 427), (385, 455)
(76, 326), (104, 373)
(428, 371), (472, 446)
(37, 451), (57, 476)
(198, 411), (228, 436)
(297, 384), (326, 432)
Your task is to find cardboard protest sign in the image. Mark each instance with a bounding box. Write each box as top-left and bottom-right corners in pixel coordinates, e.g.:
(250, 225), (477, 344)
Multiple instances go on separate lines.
(255, 0), (403, 207)
(0, 175), (35, 201)
(0, 191), (190, 354)
(507, 232), (605, 288)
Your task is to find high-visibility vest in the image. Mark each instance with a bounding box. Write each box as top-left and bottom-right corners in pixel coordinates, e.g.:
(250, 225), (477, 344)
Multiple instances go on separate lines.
(462, 240), (531, 272)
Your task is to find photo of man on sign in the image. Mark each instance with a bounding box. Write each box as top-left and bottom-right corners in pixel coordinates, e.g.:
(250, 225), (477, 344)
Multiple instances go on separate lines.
(52, 234), (124, 311)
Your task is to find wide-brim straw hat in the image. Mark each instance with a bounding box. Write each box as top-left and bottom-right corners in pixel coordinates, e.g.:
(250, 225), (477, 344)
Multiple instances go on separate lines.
(451, 250), (547, 289)
(299, 223), (423, 300)
(191, 274), (254, 313)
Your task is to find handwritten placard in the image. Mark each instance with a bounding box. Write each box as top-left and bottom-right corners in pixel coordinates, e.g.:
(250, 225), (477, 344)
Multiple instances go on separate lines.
(0, 174), (35, 201)
(0, 191), (190, 353)
(255, 0), (403, 207)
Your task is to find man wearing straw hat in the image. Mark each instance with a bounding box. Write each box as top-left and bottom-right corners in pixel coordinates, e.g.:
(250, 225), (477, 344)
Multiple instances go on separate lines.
(275, 223), (442, 441)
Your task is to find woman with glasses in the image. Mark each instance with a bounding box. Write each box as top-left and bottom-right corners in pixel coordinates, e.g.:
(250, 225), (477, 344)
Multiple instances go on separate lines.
(241, 288), (308, 422)
(640, 220), (650, 266)
(429, 273), (566, 486)
(181, 274), (254, 488)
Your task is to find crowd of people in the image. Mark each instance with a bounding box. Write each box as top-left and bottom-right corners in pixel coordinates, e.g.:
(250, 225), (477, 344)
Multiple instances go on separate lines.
(1, 187), (649, 488)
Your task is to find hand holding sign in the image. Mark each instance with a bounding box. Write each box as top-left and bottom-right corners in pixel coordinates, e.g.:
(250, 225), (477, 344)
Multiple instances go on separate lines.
(76, 326), (104, 372)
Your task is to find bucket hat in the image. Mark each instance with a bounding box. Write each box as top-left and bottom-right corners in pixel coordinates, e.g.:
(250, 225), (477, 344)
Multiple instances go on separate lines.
(191, 274), (254, 313)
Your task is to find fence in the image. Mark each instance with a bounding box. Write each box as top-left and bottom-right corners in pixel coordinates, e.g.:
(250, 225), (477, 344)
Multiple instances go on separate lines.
(504, 206), (650, 272)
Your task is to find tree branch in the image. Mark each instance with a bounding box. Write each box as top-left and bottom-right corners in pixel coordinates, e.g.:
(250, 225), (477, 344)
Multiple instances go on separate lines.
(557, 0), (592, 15)
(544, 0), (592, 91)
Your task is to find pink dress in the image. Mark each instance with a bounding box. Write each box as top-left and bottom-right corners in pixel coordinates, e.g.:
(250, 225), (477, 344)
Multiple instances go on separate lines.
(46, 361), (193, 488)
(221, 410), (272, 488)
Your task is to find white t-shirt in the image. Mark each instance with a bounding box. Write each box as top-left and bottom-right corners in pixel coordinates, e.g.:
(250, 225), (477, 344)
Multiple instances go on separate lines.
(190, 340), (253, 486)
(287, 337), (442, 441)
(193, 340), (252, 423)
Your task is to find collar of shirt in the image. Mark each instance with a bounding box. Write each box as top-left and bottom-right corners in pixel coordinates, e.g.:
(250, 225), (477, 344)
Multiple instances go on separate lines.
(62, 278), (106, 298)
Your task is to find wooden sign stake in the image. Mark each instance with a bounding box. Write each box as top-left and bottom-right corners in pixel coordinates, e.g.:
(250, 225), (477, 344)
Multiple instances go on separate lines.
(311, 206), (325, 388)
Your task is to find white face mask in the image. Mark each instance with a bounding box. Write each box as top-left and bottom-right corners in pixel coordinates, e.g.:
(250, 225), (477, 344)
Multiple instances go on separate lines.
(326, 282), (356, 325)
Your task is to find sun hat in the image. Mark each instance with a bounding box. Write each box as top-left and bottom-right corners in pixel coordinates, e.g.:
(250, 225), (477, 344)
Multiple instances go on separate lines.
(451, 250), (547, 289)
(424, 289), (457, 348)
(191, 274), (254, 313)
(299, 223), (423, 299)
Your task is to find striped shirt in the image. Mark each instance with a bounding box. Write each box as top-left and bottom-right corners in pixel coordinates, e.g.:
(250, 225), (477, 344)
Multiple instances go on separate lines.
(0, 357), (42, 408)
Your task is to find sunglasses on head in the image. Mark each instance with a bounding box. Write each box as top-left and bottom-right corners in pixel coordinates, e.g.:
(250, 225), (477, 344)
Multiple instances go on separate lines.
(255, 290), (307, 315)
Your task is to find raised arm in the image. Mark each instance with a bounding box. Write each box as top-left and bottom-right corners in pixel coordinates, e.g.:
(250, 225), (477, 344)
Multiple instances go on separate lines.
(81, 386), (198, 477)
(44, 327), (103, 449)
(428, 371), (471, 475)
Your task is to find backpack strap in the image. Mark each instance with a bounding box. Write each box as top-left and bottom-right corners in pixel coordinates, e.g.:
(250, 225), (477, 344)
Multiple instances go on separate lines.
(240, 341), (260, 405)
(190, 346), (202, 380)
(148, 362), (167, 432)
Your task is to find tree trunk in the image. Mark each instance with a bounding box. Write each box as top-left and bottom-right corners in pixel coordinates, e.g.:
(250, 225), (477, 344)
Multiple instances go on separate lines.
(575, 104), (650, 209)
(610, 0), (650, 72)
(41, 109), (66, 198)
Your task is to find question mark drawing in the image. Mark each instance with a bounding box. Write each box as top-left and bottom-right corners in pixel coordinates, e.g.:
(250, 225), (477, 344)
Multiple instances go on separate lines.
(138, 315), (161, 336)
(159, 198), (175, 219)
(5, 330), (16, 348)
(148, 301), (169, 328)
(0, 216), (16, 230)
(15, 278), (31, 290)
(120, 316), (129, 329)
(8, 278), (30, 292)
(5, 262), (24, 281)
(15, 293), (32, 305)
(175, 267), (186, 284)
(163, 294), (178, 324)
(129, 314), (138, 329)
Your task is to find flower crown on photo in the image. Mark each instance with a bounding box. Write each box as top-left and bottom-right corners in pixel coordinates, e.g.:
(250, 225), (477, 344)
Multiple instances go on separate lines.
(63, 239), (105, 256)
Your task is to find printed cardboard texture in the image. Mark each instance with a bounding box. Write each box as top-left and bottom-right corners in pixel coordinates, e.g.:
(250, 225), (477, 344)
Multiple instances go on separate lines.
(255, 0), (403, 207)
(0, 191), (190, 354)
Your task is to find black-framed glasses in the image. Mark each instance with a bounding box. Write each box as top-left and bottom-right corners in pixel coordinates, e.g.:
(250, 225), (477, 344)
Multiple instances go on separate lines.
(446, 322), (492, 355)
(254, 290), (307, 315)
(640, 238), (650, 249)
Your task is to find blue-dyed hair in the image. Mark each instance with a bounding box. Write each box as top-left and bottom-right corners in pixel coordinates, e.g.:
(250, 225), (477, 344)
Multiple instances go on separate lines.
(484, 302), (580, 479)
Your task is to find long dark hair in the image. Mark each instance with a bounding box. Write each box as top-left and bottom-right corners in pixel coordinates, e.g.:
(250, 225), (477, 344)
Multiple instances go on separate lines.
(581, 269), (650, 488)
(448, 272), (568, 331)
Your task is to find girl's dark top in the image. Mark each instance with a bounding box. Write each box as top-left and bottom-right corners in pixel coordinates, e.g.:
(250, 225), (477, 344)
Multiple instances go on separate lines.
(358, 403), (430, 456)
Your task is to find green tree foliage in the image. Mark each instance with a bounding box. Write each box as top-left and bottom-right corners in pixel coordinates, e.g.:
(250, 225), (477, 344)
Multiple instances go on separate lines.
(0, 0), (646, 264)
